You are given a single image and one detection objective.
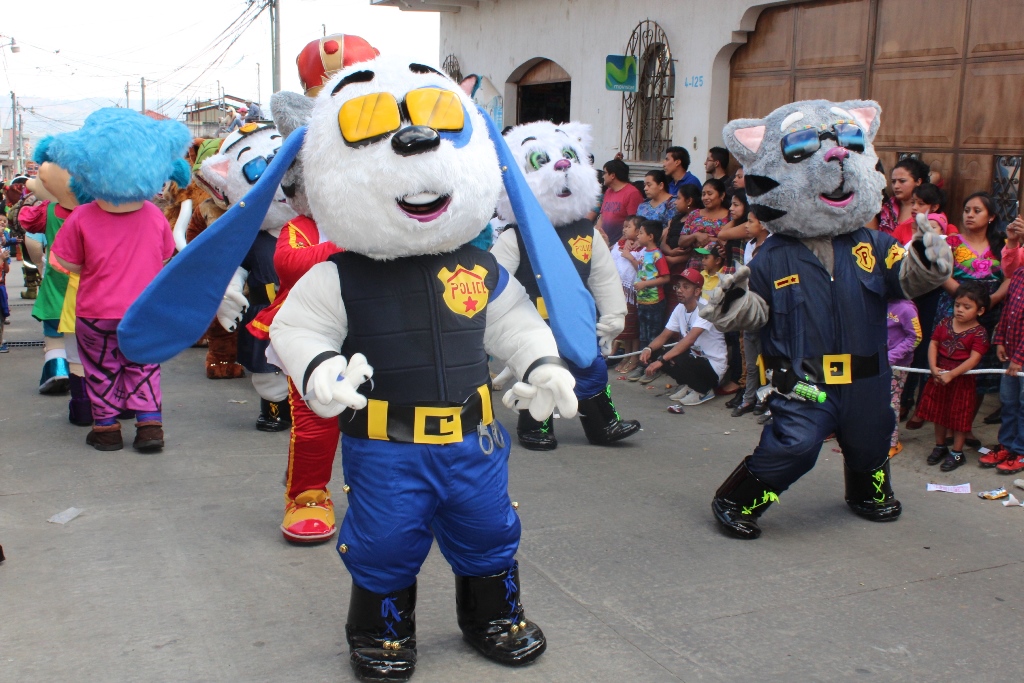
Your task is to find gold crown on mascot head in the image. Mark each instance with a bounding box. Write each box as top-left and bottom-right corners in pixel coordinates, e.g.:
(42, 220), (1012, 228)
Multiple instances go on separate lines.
(296, 34), (380, 98)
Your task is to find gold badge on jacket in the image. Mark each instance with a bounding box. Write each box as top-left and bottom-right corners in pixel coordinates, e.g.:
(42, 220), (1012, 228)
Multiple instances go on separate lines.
(438, 265), (490, 318)
(885, 243), (905, 269)
(567, 235), (593, 263)
(852, 242), (875, 272)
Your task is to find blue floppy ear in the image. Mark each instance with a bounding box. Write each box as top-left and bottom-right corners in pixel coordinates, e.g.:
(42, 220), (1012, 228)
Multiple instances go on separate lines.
(169, 158), (191, 189)
(478, 106), (596, 368)
(118, 126), (307, 365)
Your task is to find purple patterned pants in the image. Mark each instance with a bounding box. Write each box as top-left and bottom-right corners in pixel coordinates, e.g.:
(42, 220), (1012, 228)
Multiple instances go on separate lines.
(890, 370), (908, 448)
(76, 317), (162, 424)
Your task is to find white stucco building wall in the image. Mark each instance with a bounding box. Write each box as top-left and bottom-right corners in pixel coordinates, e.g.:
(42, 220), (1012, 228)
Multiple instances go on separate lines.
(375, 0), (797, 173)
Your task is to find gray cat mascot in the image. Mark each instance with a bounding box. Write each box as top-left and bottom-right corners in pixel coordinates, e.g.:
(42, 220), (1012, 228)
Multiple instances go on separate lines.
(701, 100), (952, 539)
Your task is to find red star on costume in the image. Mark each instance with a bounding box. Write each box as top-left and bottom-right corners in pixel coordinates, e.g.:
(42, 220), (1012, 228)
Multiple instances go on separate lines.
(464, 296), (478, 312)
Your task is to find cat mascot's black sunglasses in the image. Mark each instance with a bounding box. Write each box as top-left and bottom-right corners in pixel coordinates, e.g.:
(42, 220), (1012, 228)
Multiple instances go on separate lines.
(781, 123), (865, 164)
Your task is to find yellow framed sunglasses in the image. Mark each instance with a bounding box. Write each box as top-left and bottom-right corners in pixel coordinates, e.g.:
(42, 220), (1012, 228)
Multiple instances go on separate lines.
(338, 88), (466, 146)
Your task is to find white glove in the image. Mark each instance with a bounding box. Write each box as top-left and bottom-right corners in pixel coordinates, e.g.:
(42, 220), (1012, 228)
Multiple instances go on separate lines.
(596, 313), (625, 356)
(303, 353), (374, 418)
(700, 265), (750, 321)
(914, 212), (952, 272)
(217, 267), (249, 332)
(502, 363), (578, 421)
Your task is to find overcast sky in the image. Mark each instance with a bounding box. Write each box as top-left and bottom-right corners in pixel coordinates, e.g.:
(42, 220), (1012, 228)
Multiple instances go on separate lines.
(0, 0), (439, 136)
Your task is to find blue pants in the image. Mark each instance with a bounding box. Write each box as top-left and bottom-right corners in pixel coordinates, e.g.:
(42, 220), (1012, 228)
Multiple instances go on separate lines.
(636, 302), (663, 348)
(0, 284), (8, 318)
(999, 370), (1024, 455)
(338, 424), (520, 595)
(565, 345), (609, 399)
(42, 319), (63, 338)
(748, 374), (893, 491)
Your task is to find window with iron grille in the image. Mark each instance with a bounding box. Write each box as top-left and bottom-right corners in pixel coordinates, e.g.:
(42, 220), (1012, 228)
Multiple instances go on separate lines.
(621, 20), (675, 162)
(442, 54), (463, 84)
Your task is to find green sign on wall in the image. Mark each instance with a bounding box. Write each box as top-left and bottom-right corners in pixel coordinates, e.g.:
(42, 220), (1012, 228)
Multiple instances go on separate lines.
(606, 55), (638, 92)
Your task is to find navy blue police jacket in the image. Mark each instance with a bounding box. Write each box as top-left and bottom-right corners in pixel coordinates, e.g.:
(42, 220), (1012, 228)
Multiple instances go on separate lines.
(747, 227), (907, 378)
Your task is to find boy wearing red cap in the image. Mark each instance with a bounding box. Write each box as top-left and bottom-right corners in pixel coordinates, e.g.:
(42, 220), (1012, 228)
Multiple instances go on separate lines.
(640, 267), (728, 407)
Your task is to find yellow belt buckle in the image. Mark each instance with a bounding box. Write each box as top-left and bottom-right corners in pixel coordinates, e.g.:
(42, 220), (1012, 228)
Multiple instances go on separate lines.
(413, 406), (463, 444)
(535, 296), (549, 320)
(822, 354), (852, 384)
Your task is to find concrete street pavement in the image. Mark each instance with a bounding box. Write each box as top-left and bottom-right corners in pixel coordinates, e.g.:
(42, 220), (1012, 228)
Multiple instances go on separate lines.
(1, 268), (1022, 682)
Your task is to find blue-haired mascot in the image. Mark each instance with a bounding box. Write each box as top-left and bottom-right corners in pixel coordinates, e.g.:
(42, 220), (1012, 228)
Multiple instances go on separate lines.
(119, 55), (597, 681)
(45, 109), (190, 452)
(700, 100), (952, 540)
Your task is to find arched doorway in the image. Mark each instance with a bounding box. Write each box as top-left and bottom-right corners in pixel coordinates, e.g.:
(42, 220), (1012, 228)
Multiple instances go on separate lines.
(514, 59), (571, 125)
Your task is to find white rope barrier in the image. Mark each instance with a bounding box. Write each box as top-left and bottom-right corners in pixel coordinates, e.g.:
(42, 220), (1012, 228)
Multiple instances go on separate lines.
(606, 343), (677, 361)
(891, 366), (1023, 377)
(601, 354), (1023, 376)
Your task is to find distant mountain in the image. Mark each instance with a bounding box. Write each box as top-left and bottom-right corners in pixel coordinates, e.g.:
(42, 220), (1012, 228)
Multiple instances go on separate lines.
(5, 96), (189, 142)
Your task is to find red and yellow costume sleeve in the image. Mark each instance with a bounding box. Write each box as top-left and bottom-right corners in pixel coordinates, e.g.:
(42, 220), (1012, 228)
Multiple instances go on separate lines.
(248, 215), (342, 340)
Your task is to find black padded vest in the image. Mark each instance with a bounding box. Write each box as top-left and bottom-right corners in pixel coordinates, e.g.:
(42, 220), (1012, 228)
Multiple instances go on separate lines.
(512, 219), (595, 307)
(330, 244), (497, 405)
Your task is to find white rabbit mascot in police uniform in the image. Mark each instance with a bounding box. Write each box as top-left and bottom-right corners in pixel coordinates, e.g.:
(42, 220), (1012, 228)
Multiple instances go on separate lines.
(119, 55), (601, 681)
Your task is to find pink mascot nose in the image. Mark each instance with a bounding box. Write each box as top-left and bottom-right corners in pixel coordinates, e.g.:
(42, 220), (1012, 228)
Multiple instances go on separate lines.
(825, 146), (849, 162)
(553, 158), (571, 171)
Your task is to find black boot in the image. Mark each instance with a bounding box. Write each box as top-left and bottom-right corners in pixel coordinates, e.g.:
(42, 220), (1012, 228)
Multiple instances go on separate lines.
(256, 398), (291, 432)
(577, 387), (641, 445)
(346, 582), (417, 681)
(455, 562), (546, 666)
(711, 457), (780, 540)
(844, 459), (902, 522)
(516, 410), (557, 451)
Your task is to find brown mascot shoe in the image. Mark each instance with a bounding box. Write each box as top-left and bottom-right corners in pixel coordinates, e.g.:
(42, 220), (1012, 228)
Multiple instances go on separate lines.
(133, 422), (165, 452)
(86, 423), (123, 452)
(205, 324), (243, 379)
(206, 361), (246, 379)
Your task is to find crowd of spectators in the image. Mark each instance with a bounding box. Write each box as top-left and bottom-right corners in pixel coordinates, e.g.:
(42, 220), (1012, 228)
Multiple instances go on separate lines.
(594, 148), (1024, 474)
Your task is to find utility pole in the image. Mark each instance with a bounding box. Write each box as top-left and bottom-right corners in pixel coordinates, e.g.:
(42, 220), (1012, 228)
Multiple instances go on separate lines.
(257, 63), (261, 105)
(270, 0), (281, 94)
(17, 112), (23, 174)
(125, 81), (130, 109)
(9, 91), (16, 175)
(140, 77), (146, 113)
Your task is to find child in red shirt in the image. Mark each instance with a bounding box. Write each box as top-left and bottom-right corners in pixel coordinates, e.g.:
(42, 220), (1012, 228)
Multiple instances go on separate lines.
(916, 282), (990, 471)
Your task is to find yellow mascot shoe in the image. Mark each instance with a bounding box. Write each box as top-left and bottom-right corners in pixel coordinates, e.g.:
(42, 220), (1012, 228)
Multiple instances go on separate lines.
(281, 489), (337, 544)
(888, 441), (903, 458)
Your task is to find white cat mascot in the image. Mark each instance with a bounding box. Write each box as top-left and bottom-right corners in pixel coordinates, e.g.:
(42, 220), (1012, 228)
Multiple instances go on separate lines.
(491, 121), (639, 450)
(198, 123), (297, 431)
(700, 99), (952, 540)
(268, 56), (583, 681)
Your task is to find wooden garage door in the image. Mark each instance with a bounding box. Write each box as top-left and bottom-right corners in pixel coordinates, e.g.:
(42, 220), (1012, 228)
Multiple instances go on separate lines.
(730, 0), (1024, 217)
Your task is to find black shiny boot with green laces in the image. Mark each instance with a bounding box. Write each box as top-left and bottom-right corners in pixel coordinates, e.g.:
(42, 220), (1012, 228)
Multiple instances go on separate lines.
(712, 457), (781, 540)
(844, 459), (902, 521)
(516, 409), (557, 451)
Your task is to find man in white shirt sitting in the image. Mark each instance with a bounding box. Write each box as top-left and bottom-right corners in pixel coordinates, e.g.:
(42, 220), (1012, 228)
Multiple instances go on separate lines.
(639, 268), (728, 406)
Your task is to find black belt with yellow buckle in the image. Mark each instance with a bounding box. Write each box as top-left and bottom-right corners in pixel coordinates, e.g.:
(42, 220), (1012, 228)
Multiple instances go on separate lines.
(340, 385), (494, 444)
(761, 353), (881, 385)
